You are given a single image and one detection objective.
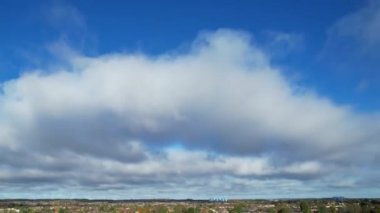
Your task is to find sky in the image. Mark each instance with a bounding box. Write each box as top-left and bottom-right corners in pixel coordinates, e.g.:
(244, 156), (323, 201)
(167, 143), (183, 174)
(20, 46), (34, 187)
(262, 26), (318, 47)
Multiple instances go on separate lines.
(0, 0), (379, 199)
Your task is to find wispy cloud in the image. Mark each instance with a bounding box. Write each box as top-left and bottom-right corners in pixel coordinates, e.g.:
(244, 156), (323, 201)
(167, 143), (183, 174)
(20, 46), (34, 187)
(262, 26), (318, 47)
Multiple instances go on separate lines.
(43, 0), (96, 55)
(45, 1), (87, 35)
(260, 31), (304, 58)
(328, 0), (380, 51)
(319, 0), (380, 106)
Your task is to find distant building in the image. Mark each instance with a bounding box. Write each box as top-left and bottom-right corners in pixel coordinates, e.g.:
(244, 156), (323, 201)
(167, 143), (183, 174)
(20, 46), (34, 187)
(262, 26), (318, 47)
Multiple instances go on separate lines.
(209, 197), (228, 202)
(332, 197), (345, 203)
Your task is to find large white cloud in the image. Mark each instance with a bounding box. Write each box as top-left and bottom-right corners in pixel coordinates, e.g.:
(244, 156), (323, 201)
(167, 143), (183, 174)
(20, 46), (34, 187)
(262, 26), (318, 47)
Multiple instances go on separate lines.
(0, 29), (379, 198)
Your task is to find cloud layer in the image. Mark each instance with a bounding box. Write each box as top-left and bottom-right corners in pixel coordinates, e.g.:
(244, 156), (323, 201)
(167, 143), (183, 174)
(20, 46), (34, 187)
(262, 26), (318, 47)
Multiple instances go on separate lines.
(0, 29), (379, 198)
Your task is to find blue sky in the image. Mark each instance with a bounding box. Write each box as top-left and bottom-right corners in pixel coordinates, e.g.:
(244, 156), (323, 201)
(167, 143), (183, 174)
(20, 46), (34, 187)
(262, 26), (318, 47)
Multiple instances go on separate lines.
(1, 0), (378, 111)
(0, 0), (379, 199)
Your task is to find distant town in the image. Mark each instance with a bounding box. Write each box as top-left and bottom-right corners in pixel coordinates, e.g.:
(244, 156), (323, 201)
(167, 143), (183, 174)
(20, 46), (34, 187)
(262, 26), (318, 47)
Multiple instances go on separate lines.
(0, 198), (379, 213)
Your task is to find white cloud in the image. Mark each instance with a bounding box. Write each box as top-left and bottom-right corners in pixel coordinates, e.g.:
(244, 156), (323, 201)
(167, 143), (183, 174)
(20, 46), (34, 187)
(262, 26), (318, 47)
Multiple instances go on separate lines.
(283, 161), (322, 175)
(0, 29), (379, 197)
